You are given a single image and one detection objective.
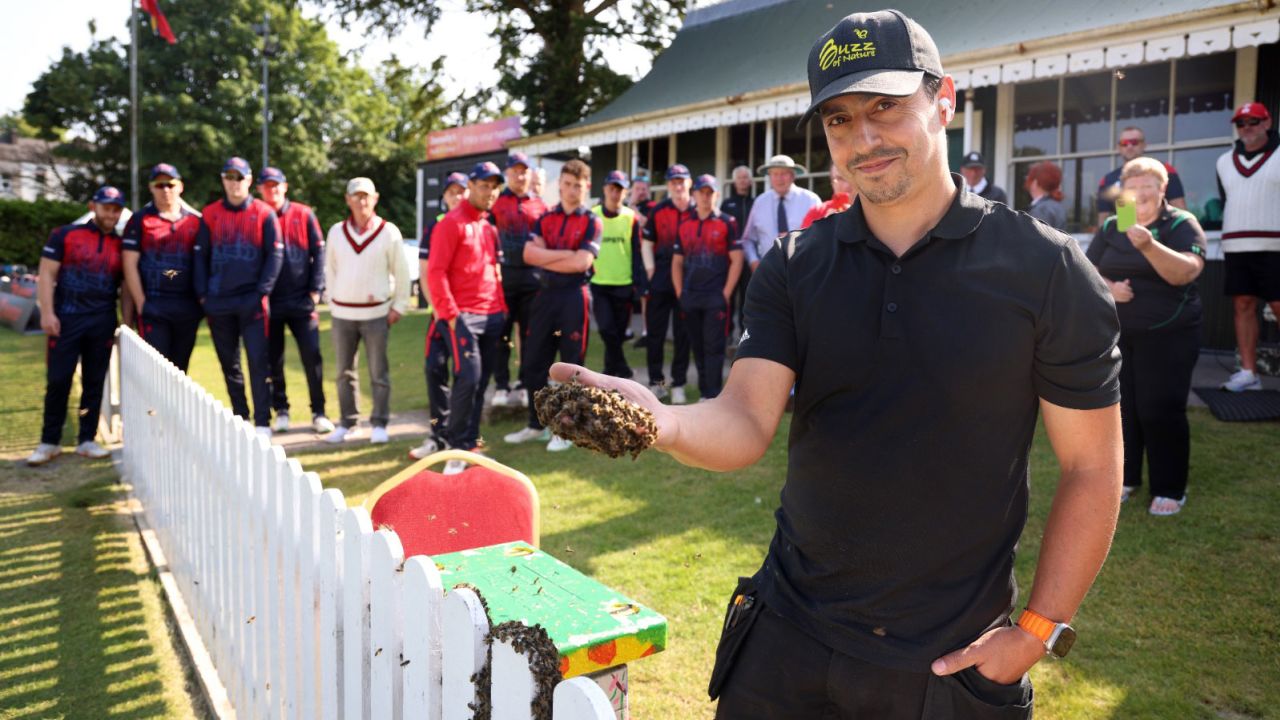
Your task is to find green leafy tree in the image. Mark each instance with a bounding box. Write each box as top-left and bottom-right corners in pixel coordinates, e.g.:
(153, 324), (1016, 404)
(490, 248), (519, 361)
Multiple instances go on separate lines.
(325, 0), (685, 135)
(22, 0), (448, 230)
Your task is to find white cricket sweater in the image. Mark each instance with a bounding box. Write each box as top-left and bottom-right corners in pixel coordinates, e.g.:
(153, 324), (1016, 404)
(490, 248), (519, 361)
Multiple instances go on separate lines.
(324, 215), (411, 320)
(1217, 139), (1280, 253)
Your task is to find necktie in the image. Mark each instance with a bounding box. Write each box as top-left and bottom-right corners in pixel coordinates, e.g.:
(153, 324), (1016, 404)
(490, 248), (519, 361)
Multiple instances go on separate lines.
(777, 194), (789, 234)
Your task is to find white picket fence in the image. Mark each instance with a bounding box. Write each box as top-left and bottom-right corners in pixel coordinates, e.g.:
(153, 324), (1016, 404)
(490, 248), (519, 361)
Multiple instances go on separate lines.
(117, 327), (616, 719)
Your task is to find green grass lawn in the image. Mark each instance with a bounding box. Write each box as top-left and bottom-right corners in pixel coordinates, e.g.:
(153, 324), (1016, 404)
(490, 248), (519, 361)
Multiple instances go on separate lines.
(2, 309), (1278, 719)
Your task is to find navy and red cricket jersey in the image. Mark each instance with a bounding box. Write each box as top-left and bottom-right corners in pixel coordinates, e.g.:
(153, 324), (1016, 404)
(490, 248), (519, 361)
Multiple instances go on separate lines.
(532, 205), (603, 288)
(42, 221), (123, 317)
(122, 204), (202, 318)
(194, 197), (283, 314)
(270, 199), (325, 314)
(674, 211), (741, 294)
(426, 200), (506, 321)
(492, 189), (548, 270)
(644, 198), (692, 294)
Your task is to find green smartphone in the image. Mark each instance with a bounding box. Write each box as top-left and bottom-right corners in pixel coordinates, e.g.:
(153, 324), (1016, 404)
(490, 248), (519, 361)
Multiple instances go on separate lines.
(1115, 192), (1137, 232)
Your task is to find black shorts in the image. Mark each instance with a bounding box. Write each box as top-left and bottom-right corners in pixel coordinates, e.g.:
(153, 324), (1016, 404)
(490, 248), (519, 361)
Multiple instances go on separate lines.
(1223, 251), (1280, 301)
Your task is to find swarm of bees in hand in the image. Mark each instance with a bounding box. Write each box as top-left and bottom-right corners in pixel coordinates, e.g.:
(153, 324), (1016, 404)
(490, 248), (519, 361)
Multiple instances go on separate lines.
(534, 383), (658, 459)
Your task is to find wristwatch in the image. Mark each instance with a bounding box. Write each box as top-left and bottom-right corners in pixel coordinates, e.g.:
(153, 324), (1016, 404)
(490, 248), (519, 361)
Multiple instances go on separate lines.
(1017, 608), (1076, 658)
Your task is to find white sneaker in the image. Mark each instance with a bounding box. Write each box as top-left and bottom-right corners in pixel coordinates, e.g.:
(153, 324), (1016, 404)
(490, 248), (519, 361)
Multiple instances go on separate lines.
(443, 459), (468, 475)
(649, 384), (669, 400)
(671, 386), (687, 405)
(273, 412), (290, 433)
(408, 437), (441, 460)
(492, 389), (509, 407)
(312, 415), (335, 434)
(546, 435), (572, 452)
(370, 427), (390, 444)
(255, 426), (273, 439)
(26, 443), (61, 466)
(324, 426), (351, 444)
(504, 426), (549, 444)
(1221, 369), (1263, 392)
(511, 389), (529, 407)
(75, 441), (110, 459)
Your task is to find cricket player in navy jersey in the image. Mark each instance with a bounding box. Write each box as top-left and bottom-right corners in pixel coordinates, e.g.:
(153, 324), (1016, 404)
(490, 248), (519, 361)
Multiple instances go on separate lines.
(590, 170), (646, 379)
(504, 159), (602, 452)
(27, 186), (129, 466)
(644, 164), (696, 403)
(122, 163), (204, 371)
(194, 157), (284, 436)
(490, 152), (549, 409)
(256, 167), (333, 435)
(673, 174), (743, 400)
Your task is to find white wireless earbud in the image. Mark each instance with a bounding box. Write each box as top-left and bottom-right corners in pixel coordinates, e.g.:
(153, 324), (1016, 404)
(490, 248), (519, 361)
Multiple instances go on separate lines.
(939, 97), (952, 112)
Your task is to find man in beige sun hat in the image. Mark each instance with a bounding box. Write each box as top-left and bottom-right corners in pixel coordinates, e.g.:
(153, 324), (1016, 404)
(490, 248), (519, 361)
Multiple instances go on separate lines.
(740, 154), (820, 271)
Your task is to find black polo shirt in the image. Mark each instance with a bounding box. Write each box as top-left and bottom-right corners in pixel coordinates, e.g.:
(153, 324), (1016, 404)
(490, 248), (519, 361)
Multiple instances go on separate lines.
(735, 174), (1121, 672)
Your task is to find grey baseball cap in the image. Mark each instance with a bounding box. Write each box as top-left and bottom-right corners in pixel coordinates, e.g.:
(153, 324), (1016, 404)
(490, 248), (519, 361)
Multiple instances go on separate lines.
(798, 9), (943, 128)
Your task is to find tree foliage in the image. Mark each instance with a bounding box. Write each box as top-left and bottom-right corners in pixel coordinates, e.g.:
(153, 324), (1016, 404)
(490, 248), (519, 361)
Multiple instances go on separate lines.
(325, 0), (685, 135)
(22, 0), (450, 230)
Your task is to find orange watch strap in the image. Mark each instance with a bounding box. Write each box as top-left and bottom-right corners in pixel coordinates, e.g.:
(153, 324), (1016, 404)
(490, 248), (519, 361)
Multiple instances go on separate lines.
(1017, 608), (1057, 643)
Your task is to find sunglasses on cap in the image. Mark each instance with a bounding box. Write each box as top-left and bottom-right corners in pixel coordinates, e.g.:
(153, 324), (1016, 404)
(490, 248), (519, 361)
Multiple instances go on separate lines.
(1234, 118), (1263, 128)
(222, 173), (247, 182)
(152, 182), (177, 189)
(1117, 138), (1143, 148)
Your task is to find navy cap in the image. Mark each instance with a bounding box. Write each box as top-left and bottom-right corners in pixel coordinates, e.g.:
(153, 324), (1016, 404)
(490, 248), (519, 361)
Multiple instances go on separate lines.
(633, 174), (651, 184)
(666, 164), (691, 181)
(961, 151), (986, 168)
(222, 156), (252, 178)
(799, 9), (943, 127)
(150, 163), (181, 181)
(506, 152), (531, 169)
(444, 172), (469, 190)
(604, 170), (630, 189)
(692, 174), (719, 192)
(469, 161), (504, 182)
(258, 166), (287, 184)
(92, 185), (126, 207)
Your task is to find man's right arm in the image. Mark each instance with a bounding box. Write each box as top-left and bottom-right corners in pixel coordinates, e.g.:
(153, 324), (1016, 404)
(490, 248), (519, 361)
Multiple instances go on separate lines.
(37, 257), (61, 337)
(550, 358), (792, 471)
(193, 219), (211, 303)
(425, 219), (459, 325)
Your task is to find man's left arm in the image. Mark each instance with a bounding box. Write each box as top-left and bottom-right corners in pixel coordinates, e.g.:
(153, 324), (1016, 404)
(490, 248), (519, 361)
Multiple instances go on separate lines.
(387, 228), (411, 323)
(931, 401), (1121, 683)
(306, 209), (326, 301)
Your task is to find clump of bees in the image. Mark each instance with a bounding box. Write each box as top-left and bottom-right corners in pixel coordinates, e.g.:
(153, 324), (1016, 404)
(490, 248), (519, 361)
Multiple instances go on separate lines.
(534, 383), (658, 459)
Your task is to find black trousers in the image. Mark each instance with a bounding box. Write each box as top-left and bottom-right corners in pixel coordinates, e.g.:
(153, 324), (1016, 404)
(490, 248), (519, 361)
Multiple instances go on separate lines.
(524, 285), (590, 429)
(138, 307), (201, 372)
(41, 312), (116, 446)
(1118, 324), (1200, 499)
(496, 268), (539, 393)
(645, 288), (690, 387)
(591, 283), (634, 379)
(682, 291), (730, 399)
(715, 603), (1032, 719)
(206, 299), (273, 427)
(429, 312), (503, 450)
(268, 310), (326, 417)
(731, 264), (752, 338)
(424, 318), (452, 445)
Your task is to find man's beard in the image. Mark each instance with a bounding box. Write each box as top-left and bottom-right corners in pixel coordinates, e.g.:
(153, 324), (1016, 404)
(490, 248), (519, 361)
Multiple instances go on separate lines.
(847, 149), (910, 205)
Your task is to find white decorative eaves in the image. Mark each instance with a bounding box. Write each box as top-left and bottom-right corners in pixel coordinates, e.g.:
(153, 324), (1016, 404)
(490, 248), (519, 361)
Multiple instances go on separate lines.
(1145, 35), (1186, 61)
(1105, 42), (1144, 68)
(1232, 18), (1279, 48)
(1187, 27), (1231, 55)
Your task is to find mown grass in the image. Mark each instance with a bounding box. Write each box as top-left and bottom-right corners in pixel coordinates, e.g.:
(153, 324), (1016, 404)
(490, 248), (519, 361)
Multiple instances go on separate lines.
(2, 308), (1278, 718)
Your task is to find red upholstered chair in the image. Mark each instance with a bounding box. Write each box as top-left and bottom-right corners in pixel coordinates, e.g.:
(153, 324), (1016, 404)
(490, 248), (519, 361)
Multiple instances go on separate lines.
(363, 449), (540, 557)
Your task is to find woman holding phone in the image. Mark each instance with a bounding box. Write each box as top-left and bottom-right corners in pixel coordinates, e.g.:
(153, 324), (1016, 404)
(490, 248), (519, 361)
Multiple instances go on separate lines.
(1086, 157), (1207, 516)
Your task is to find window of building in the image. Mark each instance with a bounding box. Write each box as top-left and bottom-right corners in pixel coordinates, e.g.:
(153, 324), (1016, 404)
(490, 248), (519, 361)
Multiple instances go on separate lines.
(1009, 52), (1235, 233)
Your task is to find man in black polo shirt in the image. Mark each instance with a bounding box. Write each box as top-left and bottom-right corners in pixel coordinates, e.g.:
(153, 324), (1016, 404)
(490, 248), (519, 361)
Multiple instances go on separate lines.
(551, 9), (1122, 719)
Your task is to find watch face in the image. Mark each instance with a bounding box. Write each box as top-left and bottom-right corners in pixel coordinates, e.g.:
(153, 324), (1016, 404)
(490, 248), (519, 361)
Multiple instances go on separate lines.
(1050, 625), (1077, 658)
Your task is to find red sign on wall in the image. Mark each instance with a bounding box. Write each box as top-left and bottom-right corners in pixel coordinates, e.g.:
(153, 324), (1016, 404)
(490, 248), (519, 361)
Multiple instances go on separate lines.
(426, 117), (523, 161)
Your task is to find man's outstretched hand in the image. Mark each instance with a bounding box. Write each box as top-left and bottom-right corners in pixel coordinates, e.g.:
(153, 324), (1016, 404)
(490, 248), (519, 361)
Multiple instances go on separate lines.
(549, 363), (678, 451)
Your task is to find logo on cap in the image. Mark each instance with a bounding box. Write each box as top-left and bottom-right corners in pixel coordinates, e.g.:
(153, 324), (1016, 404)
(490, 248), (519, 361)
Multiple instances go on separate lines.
(818, 34), (877, 71)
